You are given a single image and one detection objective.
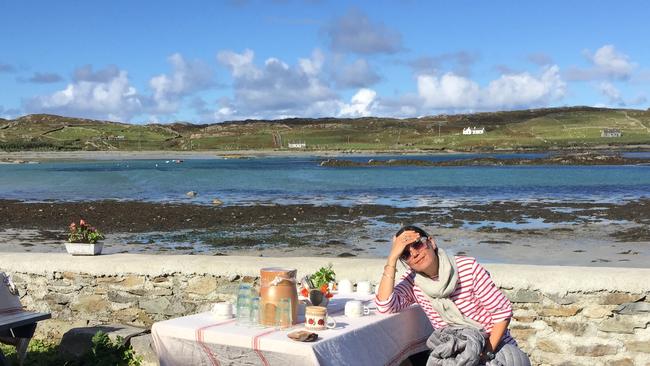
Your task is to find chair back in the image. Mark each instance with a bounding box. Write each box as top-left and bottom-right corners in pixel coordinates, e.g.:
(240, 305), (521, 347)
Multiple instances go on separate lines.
(0, 272), (22, 314)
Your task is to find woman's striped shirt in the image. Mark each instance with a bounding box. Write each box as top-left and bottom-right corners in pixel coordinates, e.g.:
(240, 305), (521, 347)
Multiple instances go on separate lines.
(375, 256), (516, 345)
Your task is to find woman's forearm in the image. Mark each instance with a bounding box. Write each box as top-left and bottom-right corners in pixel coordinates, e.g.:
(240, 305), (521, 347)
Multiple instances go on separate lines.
(487, 319), (510, 352)
(376, 257), (399, 301)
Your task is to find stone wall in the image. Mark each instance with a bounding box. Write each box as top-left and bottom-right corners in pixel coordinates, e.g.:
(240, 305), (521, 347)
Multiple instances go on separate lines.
(1, 253), (649, 366)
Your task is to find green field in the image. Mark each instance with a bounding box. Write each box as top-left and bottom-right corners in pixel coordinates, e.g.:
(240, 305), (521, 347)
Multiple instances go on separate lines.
(1, 107), (649, 152)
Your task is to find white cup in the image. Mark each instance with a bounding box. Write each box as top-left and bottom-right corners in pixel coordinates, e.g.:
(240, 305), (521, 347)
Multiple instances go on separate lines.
(356, 281), (372, 295)
(338, 279), (353, 294)
(211, 302), (234, 320)
(345, 300), (370, 318)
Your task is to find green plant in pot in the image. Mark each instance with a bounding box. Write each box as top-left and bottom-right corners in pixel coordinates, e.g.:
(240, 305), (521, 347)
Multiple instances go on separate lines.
(65, 219), (105, 255)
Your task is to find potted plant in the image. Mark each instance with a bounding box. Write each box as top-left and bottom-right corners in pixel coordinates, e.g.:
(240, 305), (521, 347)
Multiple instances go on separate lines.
(65, 219), (105, 255)
(300, 264), (335, 307)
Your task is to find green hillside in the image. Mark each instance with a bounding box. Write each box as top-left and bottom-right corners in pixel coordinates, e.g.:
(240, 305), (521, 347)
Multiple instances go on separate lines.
(1, 107), (649, 152)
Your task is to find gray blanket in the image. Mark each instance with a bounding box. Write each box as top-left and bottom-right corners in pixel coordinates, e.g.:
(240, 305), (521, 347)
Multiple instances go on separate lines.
(425, 327), (531, 366)
(426, 326), (486, 366)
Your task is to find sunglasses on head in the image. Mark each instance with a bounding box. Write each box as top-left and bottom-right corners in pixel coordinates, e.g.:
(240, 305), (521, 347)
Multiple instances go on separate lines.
(400, 236), (428, 261)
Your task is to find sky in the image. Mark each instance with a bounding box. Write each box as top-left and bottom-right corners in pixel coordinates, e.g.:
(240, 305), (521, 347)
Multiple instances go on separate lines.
(1, 0), (649, 123)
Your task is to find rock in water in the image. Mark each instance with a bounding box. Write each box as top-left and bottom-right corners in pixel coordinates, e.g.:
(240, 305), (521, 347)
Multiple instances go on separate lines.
(186, 191), (198, 198)
(212, 198), (223, 205)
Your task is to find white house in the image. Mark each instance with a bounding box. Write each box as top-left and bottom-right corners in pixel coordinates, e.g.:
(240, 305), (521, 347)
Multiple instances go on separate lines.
(462, 127), (485, 135)
(288, 141), (306, 149)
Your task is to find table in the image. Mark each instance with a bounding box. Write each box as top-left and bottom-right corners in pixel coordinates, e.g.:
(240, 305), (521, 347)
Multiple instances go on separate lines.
(152, 294), (433, 366)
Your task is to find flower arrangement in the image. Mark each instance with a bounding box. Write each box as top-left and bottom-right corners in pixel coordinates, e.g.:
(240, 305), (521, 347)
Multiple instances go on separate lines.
(68, 219), (104, 244)
(300, 264), (336, 299)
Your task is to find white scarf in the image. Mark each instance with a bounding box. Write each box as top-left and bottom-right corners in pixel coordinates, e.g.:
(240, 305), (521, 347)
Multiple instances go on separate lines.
(414, 248), (483, 330)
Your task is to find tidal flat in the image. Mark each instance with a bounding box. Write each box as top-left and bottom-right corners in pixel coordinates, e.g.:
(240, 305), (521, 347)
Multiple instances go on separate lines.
(1, 199), (648, 267)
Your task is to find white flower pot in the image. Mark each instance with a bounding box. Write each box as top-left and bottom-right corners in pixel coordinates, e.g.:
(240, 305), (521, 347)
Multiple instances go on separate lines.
(65, 242), (103, 256)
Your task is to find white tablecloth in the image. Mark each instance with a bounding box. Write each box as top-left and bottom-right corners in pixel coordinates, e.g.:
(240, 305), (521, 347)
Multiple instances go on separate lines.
(152, 294), (433, 366)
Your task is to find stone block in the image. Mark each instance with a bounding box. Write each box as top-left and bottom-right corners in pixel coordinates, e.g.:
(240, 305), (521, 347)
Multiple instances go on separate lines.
(44, 292), (72, 305)
(598, 315), (650, 334)
(540, 306), (581, 317)
(510, 328), (536, 343)
(129, 334), (159, 366)
(58, 324), (148, 359)
(139, 297), (171, 314)
(507, 289), (543, 303)
(108, 290), (141, 304)
(546, 293), (578, 305)
(601, 292), (645, 305)
(547, 319), (588, 336)
(574, 344), (618, 356)
(608, 358), (635, 366)
(626, 340), (650, 353)
(583, 305), (612, 319)
(536, 338), (566, 354)
(186, 276), (217, 295)
(71, 295), (109, 314)
(112, 275), (145, 290)
(615, 302), (650, 315)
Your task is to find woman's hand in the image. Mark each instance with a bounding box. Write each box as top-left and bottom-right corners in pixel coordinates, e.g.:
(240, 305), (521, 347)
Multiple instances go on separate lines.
(388, 230), (421, 263)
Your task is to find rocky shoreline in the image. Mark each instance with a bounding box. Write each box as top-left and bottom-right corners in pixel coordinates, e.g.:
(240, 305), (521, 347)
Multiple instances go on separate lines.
(1, 199), (648, 267)
(319, 153), (650, 167)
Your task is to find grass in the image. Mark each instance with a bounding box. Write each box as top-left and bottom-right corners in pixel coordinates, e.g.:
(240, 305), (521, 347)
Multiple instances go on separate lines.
(2, 107), (649, 152)
(0, 332), (142, 366)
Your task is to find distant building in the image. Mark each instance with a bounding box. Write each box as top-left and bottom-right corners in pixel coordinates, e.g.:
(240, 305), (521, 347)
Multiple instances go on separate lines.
(107, 135), (125, 140)
(288, 141), (306, 149)
(462, 127), (485, 135)
(601, 128), (622, 138)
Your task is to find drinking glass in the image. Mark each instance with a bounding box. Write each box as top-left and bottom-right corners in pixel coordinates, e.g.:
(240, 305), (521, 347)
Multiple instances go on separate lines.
(275, 298), (293, 329)
(236, 283), (252, 325)
(250, 297), (261, 327)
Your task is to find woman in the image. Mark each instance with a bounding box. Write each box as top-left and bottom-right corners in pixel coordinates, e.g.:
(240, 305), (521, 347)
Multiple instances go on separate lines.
(376, 225), (530, 365)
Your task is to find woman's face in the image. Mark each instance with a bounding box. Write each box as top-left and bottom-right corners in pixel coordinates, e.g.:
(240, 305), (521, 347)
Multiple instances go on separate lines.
(403, 236), (437, 273)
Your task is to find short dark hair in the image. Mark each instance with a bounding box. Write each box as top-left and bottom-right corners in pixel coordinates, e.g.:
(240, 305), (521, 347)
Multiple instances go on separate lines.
(395, 225), (429, 238)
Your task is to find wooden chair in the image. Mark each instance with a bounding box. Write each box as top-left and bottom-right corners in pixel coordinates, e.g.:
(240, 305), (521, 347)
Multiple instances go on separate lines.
(0, 272), (51, 366)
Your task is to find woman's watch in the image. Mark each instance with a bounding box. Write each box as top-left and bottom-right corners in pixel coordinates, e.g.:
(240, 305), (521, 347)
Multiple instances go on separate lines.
(485, 351), (496, 361)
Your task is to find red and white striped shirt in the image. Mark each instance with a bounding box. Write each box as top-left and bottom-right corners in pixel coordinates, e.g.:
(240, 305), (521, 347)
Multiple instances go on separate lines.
(375, 256), (516, 345)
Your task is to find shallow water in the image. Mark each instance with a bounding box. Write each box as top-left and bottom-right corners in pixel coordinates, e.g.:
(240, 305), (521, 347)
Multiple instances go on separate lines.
(2, 154), (650, 207)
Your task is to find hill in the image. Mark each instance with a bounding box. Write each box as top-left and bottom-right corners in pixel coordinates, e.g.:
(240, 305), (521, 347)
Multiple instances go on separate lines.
(1, 107), (649, 152)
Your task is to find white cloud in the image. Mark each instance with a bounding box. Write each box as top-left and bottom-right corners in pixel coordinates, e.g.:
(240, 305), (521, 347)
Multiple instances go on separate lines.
(149, 53), (214, 114)
(591, 45), (635, 79)
(215, 48), (337, 120)
(25, 66), (142, 121)
(567, 44), (636, 81)
(339, 88), (377, 117)
(418, 73), (481, 109)
(417, 65), (565, 111)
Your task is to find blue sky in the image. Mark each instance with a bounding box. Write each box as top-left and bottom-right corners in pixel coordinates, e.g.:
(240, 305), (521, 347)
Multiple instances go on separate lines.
(1, 0), (649, 123)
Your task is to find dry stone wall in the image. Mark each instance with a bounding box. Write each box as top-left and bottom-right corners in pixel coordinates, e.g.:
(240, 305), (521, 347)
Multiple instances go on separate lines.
(1, 253), (648, 366)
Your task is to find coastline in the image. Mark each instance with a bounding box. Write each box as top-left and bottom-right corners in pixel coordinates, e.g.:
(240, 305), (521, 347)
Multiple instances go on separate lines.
(1, 199), (648, 268)
(2, 146), (650, 162)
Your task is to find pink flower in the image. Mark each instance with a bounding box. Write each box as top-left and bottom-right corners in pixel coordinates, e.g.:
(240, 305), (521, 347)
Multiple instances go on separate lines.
(69, 222), (76, 229)
(79, 219), (86, 227)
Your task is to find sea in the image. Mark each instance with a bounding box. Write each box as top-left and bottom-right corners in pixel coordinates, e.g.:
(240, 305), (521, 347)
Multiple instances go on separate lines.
(2, 153), (650, 207)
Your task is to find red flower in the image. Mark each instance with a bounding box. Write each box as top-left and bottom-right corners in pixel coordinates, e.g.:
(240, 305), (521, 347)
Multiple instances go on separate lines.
(308, 318), (314, 324)
(318, 319), (324, 326)
(300, 287), (309, 297)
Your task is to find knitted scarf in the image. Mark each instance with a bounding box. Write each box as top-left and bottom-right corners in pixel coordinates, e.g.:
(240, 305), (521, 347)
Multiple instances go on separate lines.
(414, 248), (483, 330)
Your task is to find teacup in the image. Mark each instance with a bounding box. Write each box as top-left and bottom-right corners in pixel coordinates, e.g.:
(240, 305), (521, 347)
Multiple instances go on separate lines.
(211, 302), (234, 320)
(338, 279), (353, 294)
(305, 306), (336, 330)
(344, 300), (370, 318)
(356, 281), (372, 295)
